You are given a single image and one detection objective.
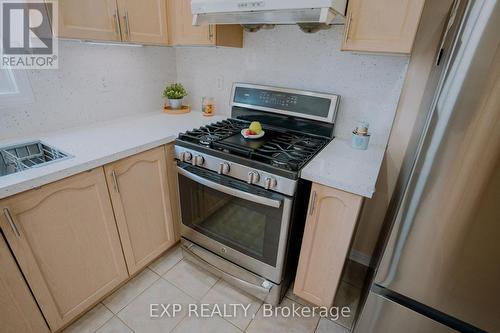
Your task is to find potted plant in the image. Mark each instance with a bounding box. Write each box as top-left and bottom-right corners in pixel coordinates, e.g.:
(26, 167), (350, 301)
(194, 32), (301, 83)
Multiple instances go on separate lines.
(163, 83), (188, 109)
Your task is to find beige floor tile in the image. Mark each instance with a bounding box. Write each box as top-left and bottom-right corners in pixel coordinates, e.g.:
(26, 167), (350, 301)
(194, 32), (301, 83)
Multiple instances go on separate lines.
(246, 298), (320, 333)
(62, 303), (113, 333)
(315, 318), (350, 333)
(172, 315), (242, 333)
(332, 281), (362, 330)
(201, 279), (262, 331)
(149, 246), (183, 276)
(342, 260), (368, 289)
(95, 316), (133, 333)
(117, 278), (196, 333)
(163, 259), (218, 300)
(103, 268), (160, 314)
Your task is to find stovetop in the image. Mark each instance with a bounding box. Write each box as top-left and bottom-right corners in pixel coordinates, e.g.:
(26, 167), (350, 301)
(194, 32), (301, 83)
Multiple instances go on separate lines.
(177, 118), (331, 175)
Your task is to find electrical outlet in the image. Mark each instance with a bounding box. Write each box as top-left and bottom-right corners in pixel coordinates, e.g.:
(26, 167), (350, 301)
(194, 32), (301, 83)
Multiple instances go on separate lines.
(216, 76), (224, 91)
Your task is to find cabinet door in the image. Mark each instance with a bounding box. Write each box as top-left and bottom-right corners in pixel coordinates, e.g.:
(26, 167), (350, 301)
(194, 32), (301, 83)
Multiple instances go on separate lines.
(167, 0), (243, 47)
(342, 0), (426, 54)
(117, 0), (169, 45)
(0, 169), (128, 331)
(58, 0), (121, 41)
(105, 147), (176, 275)
(167, 0), (214, 46)
(0, 235), (50, 333)
(294, 183), (364, 306)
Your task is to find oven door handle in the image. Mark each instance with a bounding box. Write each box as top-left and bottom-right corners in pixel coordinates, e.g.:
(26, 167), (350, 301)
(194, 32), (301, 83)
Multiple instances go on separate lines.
(177, 166), (282, 209)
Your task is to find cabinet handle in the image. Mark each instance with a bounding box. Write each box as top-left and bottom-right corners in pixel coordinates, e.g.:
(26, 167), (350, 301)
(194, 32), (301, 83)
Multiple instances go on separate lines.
(3, 208), (21, 237)
(309, 191), (317, 216)
(208, 25), (214, 41)
(123, 11), (131, 41)
(111, 170), (120, 193)
(113, 10), (121, 37)
(343, 10), (353, 44)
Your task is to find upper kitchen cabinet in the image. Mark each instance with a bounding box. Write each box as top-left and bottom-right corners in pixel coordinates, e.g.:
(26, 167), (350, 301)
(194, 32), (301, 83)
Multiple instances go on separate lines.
(58, 0), (121, 41)
(167, 0), (243, 47)
(116, 0), (169, 45)
(57, 0), (169, 45)
(0, 168), (128, 331)
(342, 0), (426, 54)
(294, 183), (364, 307)
(104, 146), (177, 275)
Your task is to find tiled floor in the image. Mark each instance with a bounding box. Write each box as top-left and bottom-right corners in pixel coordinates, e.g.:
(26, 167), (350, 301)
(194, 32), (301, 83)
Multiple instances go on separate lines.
(63, 246), (366, 333)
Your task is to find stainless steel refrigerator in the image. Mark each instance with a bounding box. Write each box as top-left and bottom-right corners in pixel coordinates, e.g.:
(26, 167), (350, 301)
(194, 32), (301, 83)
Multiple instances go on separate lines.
(355, 1), (499, 332)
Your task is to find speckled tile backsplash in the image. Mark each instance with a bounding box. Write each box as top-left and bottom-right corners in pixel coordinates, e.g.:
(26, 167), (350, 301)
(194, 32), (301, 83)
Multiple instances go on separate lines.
(1, 26), (408, 147)
(176, 25), (409, 146)
(0, 41), (177, 140)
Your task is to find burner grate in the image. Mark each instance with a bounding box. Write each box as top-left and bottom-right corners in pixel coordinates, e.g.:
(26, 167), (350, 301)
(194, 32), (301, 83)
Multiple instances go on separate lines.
(177, 118), (330, 172)
(179, 119), (247, 146)
(251, 132), (329, 171)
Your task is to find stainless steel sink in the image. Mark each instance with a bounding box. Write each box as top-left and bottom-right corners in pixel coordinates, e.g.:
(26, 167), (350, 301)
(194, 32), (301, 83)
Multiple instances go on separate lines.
(0, 141), (72, 177)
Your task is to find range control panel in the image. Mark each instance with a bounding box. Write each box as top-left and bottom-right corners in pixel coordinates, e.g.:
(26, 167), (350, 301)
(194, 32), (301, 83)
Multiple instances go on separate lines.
(232, 84), (339, 121)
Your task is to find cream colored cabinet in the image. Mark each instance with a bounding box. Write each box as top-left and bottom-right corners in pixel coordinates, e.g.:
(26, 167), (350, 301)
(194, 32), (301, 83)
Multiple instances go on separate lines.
(117, 0), (169, 44)
(58, 0), (122, 41)
(105, 146), (177, 275)
(58, 0), (169, 45)
(0, 235), (50, 333)
(0, 168), (128, 332)
(294, 183), (364, 306)
(342, 0), (426, 54)
(167, 0), (243, 47)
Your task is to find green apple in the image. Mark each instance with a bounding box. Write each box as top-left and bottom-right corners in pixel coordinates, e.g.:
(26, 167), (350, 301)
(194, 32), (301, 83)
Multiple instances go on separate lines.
(249, 121), (263, 134)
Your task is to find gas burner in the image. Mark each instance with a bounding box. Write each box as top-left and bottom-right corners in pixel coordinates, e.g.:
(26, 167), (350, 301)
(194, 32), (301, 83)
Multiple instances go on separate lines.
(179, 119), (247, 146)
(276, 133), (324, 149)
(199, 134), (221, 145)
(246, 132), (327, 171)
(268, 151), (304, 170)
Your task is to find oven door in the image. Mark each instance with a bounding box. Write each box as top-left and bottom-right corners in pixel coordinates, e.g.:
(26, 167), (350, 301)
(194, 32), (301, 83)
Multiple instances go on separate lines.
(177, 163), (293, 283)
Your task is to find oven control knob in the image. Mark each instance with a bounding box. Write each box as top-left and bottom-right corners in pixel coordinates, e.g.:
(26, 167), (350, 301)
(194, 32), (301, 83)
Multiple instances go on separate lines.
(247, 171), (260, 184)
(264, 177), (277, 190)
(181, 151), (192, 162)
(192, 155), (204, 166)
(218, 162), (231, 175)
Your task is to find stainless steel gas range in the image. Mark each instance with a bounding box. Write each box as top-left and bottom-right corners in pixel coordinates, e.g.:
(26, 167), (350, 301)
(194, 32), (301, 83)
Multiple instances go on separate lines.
(175, 83), (340, 305)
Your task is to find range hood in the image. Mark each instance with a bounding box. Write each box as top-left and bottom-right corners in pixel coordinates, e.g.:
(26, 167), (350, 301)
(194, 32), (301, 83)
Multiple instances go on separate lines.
(192, 0), (347, 30)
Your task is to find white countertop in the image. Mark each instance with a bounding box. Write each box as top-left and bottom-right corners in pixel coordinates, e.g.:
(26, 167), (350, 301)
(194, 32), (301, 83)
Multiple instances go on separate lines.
(1, 112), (386, 199)
(0, 111), (225, 199)
(301, 139), (386, 198)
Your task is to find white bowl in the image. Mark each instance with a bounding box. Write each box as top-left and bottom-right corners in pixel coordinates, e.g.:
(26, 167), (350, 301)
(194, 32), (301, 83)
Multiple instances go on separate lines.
(241, 129), (265, 139)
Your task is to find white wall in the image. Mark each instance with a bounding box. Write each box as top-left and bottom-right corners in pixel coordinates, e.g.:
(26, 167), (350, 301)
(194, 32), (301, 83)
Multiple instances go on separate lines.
(0, 41), (177, 140)
(176, 26), (409, 146)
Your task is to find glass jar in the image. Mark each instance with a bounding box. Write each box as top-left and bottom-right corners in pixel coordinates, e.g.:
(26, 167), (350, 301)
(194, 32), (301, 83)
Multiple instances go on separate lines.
(202, 97), (215, 117)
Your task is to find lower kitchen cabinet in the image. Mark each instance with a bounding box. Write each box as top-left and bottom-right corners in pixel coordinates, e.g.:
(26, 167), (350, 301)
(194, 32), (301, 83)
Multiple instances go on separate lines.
(0, 168), (128, 331)
(0, 234), (50, 333)
(105, 146), (177, 275)
(294, 183), (364, 306)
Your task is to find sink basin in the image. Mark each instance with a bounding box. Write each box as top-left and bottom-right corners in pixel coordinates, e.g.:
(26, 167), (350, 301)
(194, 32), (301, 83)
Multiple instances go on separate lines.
(0, 141), (72, 177)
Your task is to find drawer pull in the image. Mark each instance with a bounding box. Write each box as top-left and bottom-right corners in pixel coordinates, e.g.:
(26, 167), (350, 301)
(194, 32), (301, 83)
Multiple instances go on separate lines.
(309, 191), (317, 216)
(113, 10), (121, 37)
(3, 208), (20, 237)
(111, 170), (120, 193)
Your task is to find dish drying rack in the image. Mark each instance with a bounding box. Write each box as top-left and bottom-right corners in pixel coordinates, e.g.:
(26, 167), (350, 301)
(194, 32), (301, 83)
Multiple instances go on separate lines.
(0, 141), (71, 174)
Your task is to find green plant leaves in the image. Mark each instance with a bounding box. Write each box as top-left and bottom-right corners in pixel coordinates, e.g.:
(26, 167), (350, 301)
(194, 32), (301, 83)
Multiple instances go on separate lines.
(163, 83), (188, 99)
